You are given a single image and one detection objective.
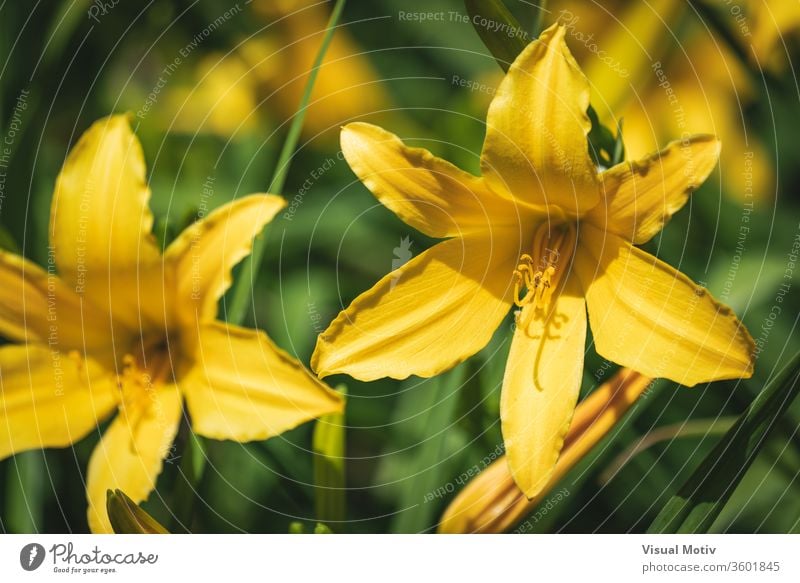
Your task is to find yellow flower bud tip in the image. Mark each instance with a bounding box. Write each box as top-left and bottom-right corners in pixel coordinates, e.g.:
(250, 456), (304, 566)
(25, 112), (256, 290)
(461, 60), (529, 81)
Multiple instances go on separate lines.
(438, 368), (653, 534)
(106, 489), (169, 535)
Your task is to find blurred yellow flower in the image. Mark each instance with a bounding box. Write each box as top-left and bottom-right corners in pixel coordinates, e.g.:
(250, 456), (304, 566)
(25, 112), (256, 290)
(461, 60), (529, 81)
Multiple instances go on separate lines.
(751, 0), (800, 71)
(552, 0), (777, 201)
(312, 25), (754, 499)
(438, 369), (652, 533)
(0, 115), (342, 532)
(162, 0), (389, 138)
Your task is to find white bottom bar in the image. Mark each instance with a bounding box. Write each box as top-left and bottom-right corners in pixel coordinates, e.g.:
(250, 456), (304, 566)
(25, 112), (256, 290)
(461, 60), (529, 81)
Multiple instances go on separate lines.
(1, 534), (797, 582)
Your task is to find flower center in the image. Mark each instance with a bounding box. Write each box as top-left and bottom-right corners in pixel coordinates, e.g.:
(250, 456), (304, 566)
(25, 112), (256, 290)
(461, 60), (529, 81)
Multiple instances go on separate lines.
(116, 336), (175, 431)
(512, 222), (576, 317)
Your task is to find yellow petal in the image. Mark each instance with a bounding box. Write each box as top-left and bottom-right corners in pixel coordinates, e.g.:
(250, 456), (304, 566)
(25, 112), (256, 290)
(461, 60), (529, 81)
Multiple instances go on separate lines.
(86, 385), (182, 533)
(50, 115), (160, 287)
(341, 123), (524, 238)
(61, 262), (176, 340)
(0, 251), (112, 350)
(311, 236), (518, 380)
(481, 24), (598, 215)
(587, 136), (721, 244)
(0, 345), (118, 460)
(165, 195), (285, 326)
(182, 322), (342, 441)
(576, 225), (755, 385)
(501, 274), (587, 499)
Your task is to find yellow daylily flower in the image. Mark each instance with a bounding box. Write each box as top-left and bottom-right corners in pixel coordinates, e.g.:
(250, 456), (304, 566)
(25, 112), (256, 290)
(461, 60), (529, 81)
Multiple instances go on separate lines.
(311, 24), (755, 499)
(438, 368), (652, 533)
(0, 115), (342, 532)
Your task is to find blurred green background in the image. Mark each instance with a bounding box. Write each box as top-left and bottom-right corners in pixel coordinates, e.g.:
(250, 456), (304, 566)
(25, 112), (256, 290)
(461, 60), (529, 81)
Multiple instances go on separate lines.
(0, 0), (798, 533)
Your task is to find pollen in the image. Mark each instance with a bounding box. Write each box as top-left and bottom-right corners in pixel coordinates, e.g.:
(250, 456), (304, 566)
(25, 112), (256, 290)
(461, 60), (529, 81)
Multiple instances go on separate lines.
(512, 222), (576, 329)
(115, 344), (173, 450)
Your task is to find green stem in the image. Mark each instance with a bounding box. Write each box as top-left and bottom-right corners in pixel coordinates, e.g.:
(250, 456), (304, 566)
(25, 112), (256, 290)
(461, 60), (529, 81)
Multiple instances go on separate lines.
(227, 0), (347, 326)
(531, 0), (548, 38)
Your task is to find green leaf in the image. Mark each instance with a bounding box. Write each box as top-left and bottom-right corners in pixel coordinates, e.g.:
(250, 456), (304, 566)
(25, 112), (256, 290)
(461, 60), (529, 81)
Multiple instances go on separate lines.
(107, 489), (169, 534)
(648, 349), (800, 533)
(227, 0), (347, 325)
(587, 106), (625, 169)
(170, 432), (207, 531)
(0, 224), (19, 253)
(391, 364), (467, 533)
(313, 385), (347, 528)
(4, 451), (44, 532)
(464, 0), (528, 72)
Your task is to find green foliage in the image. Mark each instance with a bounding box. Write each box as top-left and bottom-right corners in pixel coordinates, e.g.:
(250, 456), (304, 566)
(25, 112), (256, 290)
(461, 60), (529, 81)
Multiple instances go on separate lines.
(648, 351), (800, 534)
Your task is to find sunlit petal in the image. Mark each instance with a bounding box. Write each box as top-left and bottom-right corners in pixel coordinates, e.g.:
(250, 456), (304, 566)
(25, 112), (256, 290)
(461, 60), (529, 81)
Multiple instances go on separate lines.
(576, 225), (754, 385)
(312, 236), (518, 380)
(182, 321), (342, 441)
(0, 345), (118, 460)
(501, 274), (586, 498)
(481, 24), (598, 215)
(86, 386), (182, 534)
(341, 122), (524, 238)
(588, 136), (720, 244)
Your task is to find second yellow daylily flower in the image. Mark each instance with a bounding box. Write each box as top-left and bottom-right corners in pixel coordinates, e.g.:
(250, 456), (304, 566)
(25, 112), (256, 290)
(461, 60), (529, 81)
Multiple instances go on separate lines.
(0, 115), (342, 532)
(312, 24), (754, 499)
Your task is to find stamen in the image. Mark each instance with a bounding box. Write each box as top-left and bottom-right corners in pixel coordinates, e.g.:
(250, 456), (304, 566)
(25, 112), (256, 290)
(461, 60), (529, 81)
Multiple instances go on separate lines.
(116, 339), (174, 451)
(511, 223), (577, 326)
